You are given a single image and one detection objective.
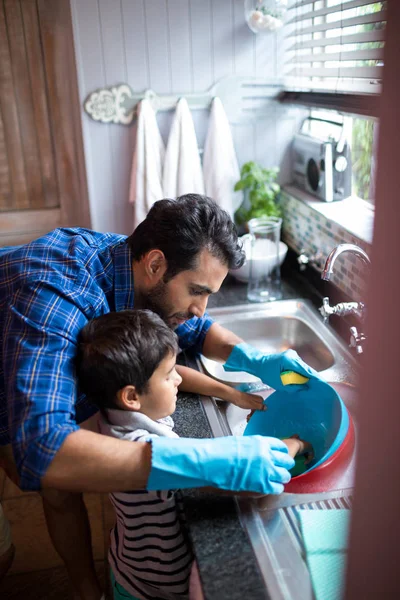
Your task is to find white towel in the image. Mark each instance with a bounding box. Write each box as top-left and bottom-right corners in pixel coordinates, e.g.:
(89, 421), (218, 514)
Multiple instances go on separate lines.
(129, 99), (165, 228)
(202, 97), (242, 219)
(163, 98), (204, 198)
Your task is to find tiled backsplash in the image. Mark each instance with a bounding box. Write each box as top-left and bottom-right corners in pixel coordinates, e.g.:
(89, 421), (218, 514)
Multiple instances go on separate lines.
(279, 187), (372, 301)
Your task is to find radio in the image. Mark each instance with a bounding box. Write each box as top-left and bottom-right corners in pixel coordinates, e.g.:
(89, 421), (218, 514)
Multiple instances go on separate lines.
(292, 117), (352, 202)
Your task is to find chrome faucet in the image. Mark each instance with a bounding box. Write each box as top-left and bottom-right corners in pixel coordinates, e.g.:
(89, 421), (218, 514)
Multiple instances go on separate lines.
(321, 243), (370, 281)
(319, 244), (370, 354)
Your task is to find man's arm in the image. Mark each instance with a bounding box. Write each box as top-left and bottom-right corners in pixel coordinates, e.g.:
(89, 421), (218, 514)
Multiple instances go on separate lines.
(41, 429), (152, 492)
(3, 280), (114, 490)
(190, 311), (317, 394)
(201, 322), (243, 362)
(45, 428), (310, 493)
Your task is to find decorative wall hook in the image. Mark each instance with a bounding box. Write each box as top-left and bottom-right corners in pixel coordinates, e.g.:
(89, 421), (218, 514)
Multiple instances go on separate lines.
(84, 84), (136, 125)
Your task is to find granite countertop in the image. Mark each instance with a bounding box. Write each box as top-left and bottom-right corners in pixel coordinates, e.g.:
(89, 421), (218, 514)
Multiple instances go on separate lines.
(172, 270), (322, 600)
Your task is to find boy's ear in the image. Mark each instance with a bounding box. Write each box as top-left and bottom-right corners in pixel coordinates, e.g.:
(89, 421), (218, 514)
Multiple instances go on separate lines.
(143, 249), (167, 283)
(117, 385), (141, 411)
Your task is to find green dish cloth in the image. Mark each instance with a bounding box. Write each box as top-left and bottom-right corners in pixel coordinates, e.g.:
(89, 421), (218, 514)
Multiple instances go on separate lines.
(297, 509), (351, 600)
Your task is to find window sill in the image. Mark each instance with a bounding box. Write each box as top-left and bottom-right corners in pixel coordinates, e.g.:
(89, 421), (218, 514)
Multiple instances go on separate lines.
(283, 185), (374, 246)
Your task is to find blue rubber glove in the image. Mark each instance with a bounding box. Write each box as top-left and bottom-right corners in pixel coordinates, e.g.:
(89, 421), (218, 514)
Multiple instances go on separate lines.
(223, 343), (318, 393)
(148, 435), (295, 494)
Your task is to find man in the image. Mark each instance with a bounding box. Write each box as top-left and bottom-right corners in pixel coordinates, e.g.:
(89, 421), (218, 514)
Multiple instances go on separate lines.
(0, 194), (312, 598)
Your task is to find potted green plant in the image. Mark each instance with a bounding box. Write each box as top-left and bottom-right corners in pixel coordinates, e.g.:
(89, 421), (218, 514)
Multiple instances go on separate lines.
(234, 161), (281, 230)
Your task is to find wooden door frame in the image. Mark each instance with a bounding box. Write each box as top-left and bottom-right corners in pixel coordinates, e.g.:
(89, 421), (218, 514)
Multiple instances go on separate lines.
(38, 0), (90, 229)
(0, 0), (90, 246)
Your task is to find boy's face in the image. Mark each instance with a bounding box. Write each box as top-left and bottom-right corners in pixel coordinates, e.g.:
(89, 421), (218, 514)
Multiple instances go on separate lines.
(138, 352), (182, 420)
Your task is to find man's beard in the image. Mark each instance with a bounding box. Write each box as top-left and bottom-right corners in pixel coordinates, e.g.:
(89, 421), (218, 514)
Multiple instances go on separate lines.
(140, 279), (194, 329)
(142, 280), (171, 322)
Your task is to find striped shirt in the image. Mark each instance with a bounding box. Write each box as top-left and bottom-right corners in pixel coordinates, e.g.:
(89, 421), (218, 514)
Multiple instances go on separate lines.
(0, 228), (214, 490)
(100, 410), (193, 600)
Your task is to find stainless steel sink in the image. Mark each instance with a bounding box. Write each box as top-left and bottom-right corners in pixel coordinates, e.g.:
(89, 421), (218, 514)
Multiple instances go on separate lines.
(197, 298), (359, 600)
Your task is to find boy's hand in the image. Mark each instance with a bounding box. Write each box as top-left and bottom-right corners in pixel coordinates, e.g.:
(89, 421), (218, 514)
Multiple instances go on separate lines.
(227, 389), (266, 412)
(247, 409), (256, 422)
(284, 434), (314, 464)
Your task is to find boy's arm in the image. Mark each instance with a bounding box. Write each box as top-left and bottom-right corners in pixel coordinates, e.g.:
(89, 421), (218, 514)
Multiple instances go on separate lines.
(176, 365), (265, 412)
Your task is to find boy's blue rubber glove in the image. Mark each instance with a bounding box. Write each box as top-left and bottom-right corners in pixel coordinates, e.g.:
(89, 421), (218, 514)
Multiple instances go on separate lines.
(148, 435), (295, 494)
(223, 343), (318, 393)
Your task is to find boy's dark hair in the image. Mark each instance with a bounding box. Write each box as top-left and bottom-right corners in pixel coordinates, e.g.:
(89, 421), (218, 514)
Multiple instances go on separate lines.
(127, 194), (245, 281)
(76, 309), (179, 410)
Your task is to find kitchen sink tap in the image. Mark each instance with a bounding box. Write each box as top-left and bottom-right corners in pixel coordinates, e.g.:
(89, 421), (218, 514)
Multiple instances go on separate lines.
(319, 243), (370, 353)
(321, 243), (370, 281)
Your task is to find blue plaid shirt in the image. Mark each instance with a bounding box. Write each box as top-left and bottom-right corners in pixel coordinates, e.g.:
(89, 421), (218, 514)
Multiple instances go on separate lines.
(0, 228), (214, 490)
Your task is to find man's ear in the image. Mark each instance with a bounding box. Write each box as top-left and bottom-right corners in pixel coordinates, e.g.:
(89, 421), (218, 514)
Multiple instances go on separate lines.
(143, 249), (167, 283)
(117, 385), (141, 411)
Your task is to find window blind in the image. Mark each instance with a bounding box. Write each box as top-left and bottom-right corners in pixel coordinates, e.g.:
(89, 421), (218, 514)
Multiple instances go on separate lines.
(284, 1), (386, 95)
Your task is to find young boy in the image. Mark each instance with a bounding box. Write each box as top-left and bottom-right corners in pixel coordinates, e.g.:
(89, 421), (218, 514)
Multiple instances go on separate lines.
(76, 309), (313, 600)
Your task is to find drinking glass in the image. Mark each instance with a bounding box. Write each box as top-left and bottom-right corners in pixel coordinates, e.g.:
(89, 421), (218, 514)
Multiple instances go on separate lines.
(247, 216), (283, 302)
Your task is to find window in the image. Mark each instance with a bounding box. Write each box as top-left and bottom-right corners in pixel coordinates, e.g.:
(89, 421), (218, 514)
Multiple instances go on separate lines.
(284, 1), (386, 96)
(351, 115), (377, 202)
(282, 2), (384, 203)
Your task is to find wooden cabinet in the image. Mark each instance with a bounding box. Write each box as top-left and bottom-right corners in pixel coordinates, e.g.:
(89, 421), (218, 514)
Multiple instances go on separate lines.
(0, 0), (90, 246)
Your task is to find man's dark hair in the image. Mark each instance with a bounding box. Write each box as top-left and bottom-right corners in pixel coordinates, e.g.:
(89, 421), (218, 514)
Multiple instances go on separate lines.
(76, 309), (179, 410)
(127, 194), (245, 281)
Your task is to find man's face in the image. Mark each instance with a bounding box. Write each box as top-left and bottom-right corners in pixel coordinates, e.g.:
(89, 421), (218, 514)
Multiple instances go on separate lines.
(144, 248), (228, 329)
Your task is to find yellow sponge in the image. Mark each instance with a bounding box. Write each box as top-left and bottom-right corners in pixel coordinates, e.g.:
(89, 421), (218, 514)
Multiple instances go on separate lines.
(280, 370), (309, 386)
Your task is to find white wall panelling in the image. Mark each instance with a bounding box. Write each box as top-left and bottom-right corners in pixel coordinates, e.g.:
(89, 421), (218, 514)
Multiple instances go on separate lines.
(71, 0), (304, 234)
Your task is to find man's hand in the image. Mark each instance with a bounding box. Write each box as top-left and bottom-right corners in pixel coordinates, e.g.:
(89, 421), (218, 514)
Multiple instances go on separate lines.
(224, 344), (317, 393)
(149, 435), (295, 494)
